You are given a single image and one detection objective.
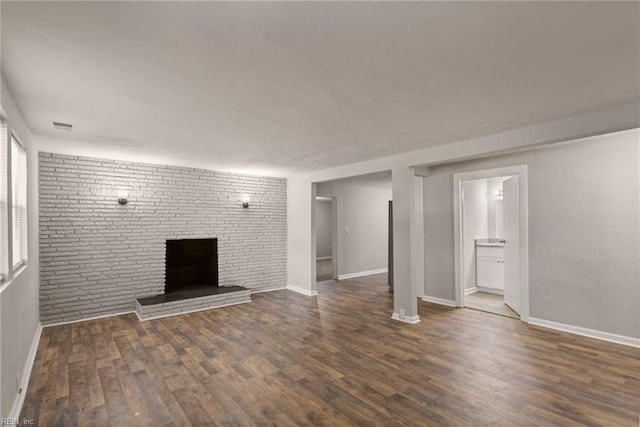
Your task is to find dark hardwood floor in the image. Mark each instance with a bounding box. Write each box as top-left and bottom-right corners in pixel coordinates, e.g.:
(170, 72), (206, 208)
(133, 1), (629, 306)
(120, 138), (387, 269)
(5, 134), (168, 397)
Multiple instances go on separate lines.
(21, 274), (640, 426)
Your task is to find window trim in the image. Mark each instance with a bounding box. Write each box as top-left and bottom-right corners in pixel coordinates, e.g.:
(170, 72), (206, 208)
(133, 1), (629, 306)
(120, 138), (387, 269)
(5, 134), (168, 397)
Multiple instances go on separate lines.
(0, 113), (8, 284)
(9, 131), (28, 272)
(0, 107), (30, 292)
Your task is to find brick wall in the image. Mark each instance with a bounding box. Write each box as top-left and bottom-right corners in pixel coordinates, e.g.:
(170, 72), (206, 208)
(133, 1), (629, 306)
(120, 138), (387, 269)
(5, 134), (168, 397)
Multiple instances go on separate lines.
(39, 153), (287, 324)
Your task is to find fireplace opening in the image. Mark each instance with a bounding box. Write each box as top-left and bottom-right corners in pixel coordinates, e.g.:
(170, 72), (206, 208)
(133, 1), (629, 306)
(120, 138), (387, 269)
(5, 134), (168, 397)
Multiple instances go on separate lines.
(165, 238), (218, 294)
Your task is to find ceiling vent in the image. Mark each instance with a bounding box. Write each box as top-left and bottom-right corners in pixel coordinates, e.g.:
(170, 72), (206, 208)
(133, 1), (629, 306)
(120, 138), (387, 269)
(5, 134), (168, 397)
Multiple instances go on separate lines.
(52, 121), (73, 131)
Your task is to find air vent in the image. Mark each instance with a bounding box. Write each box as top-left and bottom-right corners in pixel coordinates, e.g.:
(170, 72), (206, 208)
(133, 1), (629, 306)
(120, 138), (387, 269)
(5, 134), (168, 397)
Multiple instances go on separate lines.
(52, 121), (73, 131)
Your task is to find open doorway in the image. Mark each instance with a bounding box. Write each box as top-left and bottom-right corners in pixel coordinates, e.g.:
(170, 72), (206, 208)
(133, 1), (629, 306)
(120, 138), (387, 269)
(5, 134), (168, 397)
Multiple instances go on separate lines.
(315, 196), (337, 282)
(460, 176), (516, 317)
(313, 171), (392, 286)
(453, 165), (529, 321)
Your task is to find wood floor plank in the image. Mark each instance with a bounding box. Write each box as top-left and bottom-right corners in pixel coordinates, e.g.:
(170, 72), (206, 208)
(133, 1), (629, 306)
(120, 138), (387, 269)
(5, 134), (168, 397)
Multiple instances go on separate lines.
(20, 273), (640, 426)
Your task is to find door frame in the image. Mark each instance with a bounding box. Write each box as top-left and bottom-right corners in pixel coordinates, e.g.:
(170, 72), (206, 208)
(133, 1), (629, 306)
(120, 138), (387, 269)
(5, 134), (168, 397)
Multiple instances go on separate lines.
(453, 165), (529, 322)
(330, 196), (338, 279)
(314, 195), (338, 281)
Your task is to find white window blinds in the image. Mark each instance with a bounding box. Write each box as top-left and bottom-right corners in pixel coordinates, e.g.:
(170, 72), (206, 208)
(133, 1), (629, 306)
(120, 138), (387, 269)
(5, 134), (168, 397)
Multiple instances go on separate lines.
(0, 120), (7, 279)
(11, 136), (27, 269)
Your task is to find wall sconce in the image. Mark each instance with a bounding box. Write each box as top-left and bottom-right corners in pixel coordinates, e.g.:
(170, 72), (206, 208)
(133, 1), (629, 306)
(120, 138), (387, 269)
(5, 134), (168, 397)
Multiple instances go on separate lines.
(495, 189), (503, 198)
(118, 190), (129, 205)
(240, 195), (250, 209)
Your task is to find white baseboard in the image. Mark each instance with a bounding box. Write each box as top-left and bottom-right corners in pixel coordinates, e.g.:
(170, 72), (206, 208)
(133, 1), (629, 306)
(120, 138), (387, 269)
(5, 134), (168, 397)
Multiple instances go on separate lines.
(8, 322), (42, 420)
(466, 286), (504, 296)
(251, 286), (287, 294)
(316, 256), (332, 261)
(477, 286), (504, 295)
(43, 310), (135, 328)
(421, 296), (456, 307)
(338, 268), (388, 280)
(391, 313), (421, 324)
(529, 317), (640, 348)
(286, 284), (319, 296)
(136, 300), (251, 321)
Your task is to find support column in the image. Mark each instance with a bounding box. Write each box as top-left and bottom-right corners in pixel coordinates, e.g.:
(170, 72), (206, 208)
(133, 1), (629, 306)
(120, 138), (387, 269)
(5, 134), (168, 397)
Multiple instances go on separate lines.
(412, 166), (430, 301)
(286, 176), (318, 296)
(411, 175), (425, 299)
(391, 165), (420, 323)
(310, 183), (318, 290)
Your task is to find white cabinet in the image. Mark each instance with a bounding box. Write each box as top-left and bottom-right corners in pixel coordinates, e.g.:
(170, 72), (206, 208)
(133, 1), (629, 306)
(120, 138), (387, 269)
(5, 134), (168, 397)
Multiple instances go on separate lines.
(476, 246), (504, 290)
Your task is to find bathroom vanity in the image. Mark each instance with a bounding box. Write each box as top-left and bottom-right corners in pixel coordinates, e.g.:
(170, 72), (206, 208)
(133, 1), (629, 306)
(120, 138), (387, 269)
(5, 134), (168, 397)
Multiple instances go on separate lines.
(475, 239), (504, 292)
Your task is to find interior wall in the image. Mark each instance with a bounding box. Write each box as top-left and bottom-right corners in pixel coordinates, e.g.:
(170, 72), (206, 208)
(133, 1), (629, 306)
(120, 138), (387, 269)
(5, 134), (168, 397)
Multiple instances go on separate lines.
(315, 200), (332, 258)
(462, 180), (488, 290)
(39, 153), (287, 324)
(0, 79), (40, 418)
(317, 181), (391, 277)
(286, 104), (638, 303)
(423, 128), (640, 339)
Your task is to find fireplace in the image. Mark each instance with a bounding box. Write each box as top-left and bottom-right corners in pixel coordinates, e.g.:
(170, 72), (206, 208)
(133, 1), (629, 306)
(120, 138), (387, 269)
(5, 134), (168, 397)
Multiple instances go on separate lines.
(135, 237), (249, 316)
(165, 238), (218, 294)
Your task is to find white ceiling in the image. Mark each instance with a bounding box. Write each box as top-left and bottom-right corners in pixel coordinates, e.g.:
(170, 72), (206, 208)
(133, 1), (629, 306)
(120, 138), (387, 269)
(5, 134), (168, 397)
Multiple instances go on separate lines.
(2, 2), (638, 176)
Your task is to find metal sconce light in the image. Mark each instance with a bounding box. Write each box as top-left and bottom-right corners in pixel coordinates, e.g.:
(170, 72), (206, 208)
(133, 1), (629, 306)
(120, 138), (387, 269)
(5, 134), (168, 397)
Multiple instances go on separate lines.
(118, 190), (129, 205)
(241, 195), (250, 209)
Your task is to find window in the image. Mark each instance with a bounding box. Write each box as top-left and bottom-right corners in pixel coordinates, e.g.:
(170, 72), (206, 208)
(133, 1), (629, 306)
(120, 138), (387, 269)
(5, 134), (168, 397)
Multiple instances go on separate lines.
(0, 119), (7, 281)
(10, 135), (27, 270)
(0, 110), (29, 283)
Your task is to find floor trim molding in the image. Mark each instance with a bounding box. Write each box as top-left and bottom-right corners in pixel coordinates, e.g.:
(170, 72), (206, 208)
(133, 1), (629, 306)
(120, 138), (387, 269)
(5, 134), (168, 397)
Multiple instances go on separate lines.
(529, 317), (640, 348)
(465, 286), (504, 296)
(477, 286), (504, 295)
(251, 286), (288, 294)
(9, 322), (42, 420)
(421, 296), (456, 307)
(43, 310), (135, 328)
(391, 313), (421, 324)
(135, 300), (251, 321)
(338, 268), (388, 280)
(286, 284), (319, 296)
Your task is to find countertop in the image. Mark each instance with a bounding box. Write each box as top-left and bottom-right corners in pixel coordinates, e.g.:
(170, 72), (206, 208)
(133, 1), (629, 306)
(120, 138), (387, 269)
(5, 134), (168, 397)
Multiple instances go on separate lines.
(475, 238), (505, 248)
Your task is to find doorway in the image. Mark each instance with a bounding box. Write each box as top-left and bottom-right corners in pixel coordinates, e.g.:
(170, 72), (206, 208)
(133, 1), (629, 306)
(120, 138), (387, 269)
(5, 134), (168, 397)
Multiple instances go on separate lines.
(315, 196), (337, 282)
(313, 171), (392, 285)
(453, 165), (529, 321)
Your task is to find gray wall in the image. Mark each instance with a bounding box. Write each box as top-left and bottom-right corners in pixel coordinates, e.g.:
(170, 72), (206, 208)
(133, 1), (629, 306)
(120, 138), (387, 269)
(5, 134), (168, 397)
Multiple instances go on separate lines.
(0, 79), (40, 418)
(317, 182), (391, 276)
(315, 199), (332, 258)
(39, 153), (287, 324)
(424, 129), (639, 339)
